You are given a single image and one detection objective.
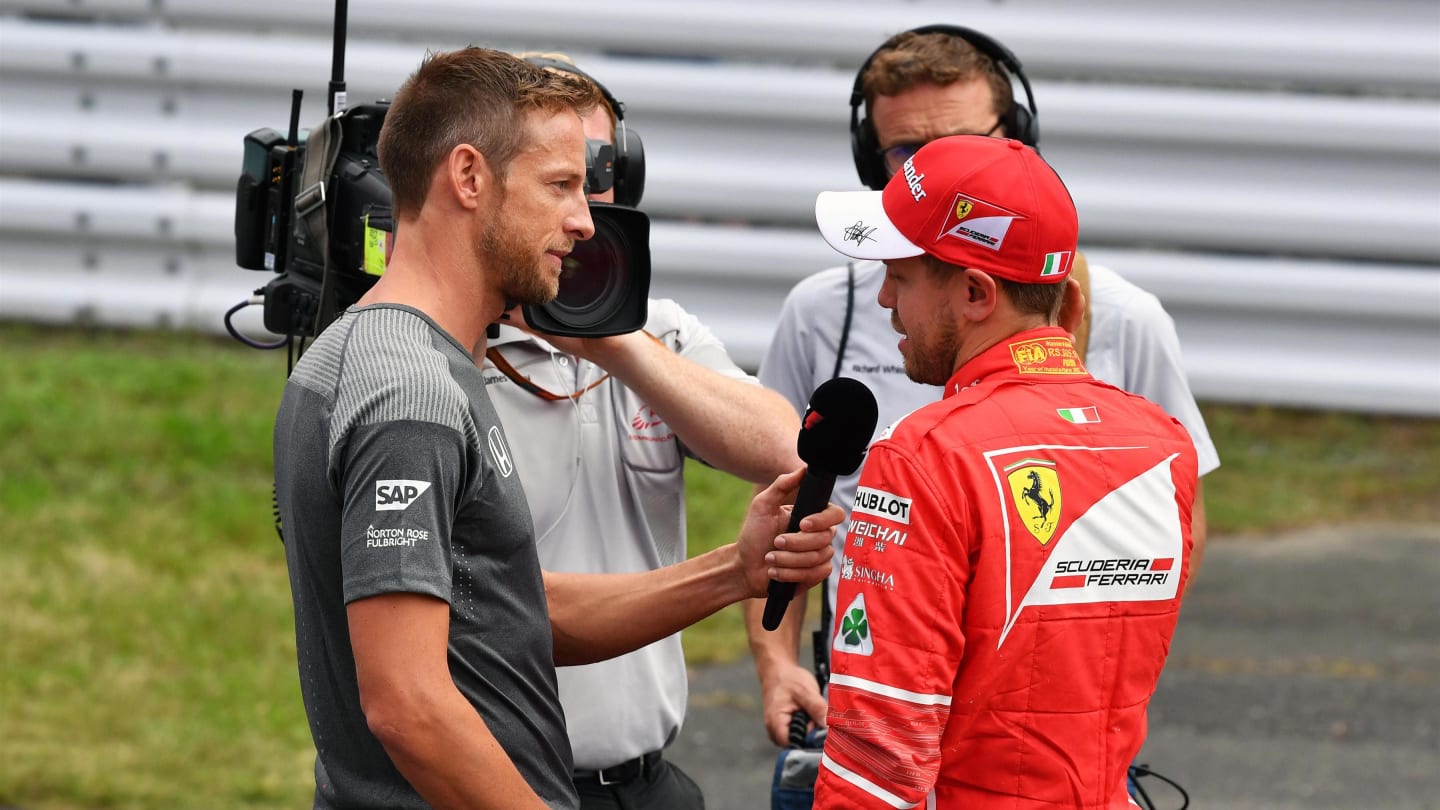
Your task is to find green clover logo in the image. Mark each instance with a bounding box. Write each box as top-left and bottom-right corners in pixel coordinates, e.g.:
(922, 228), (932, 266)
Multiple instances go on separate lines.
(841, 607), (869, 646)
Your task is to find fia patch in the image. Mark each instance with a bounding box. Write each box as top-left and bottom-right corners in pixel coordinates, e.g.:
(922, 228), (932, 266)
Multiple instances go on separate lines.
(1008, 336), (1085, 376)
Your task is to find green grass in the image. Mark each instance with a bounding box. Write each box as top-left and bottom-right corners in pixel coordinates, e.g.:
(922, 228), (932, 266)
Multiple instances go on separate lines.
(2, 324), (1437, 809)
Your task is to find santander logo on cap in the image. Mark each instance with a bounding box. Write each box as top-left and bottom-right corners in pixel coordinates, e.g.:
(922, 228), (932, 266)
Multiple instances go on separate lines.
(901, 157), (928, 202)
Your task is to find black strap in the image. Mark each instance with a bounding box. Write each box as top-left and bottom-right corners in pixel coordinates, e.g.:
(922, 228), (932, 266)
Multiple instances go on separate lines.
(812, 262), (857, 693)
(830, 262), (857, 381)
(293, 113), (344, 336)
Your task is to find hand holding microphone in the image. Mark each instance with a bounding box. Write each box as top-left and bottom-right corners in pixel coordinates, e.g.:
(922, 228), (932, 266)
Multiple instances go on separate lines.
(761, 377), (878, 631)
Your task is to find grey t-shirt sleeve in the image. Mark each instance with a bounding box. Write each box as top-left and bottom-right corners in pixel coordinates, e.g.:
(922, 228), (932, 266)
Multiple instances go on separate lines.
(337, 418), (466, 605)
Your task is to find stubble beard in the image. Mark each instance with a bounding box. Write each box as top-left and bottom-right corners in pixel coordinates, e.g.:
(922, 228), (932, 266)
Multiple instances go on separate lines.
(902, 309), (960, 386)
(478, 190), (558, 307)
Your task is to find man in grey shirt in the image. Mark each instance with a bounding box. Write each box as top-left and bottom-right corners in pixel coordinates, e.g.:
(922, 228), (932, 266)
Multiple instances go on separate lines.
(274, 47), (840, 810)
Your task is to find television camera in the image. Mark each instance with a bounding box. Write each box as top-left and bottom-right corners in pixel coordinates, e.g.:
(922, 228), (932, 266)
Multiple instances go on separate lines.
(227, 7), (651, 358)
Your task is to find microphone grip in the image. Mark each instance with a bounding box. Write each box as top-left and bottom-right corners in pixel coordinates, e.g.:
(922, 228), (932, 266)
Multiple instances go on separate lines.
(761, 468), (838, 631)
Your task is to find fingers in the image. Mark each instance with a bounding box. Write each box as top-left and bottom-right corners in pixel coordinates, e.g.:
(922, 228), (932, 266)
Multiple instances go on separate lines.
(757, 467), (806, 507)
(794, 501), (845, 533)
(801, 687), (829, 728)
(765, 713), (791, 747)
(763, 669), (828, 746)
(765, 535), (834, 581)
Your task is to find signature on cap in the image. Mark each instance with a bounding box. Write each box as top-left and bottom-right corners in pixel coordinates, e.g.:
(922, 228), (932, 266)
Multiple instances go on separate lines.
(844, 221), (878, 245)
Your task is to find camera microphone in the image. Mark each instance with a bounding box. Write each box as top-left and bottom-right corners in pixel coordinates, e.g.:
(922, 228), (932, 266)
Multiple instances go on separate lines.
(761, 376), (878, 631)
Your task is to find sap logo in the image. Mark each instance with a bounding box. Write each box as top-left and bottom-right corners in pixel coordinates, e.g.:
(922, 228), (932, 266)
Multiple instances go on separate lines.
(375, 480), (432, 511)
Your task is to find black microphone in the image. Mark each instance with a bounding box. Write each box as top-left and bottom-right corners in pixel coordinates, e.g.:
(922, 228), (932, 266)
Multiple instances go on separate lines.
(762, 376), (878, 631)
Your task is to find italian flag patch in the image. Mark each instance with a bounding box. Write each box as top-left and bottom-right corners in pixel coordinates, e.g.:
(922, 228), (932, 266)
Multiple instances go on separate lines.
(1057, 406), (1100, 424)
(1040, 251), (1072, 277)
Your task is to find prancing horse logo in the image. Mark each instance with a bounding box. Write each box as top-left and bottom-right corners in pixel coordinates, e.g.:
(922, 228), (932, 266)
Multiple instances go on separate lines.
(1005, 460), (1062, 545)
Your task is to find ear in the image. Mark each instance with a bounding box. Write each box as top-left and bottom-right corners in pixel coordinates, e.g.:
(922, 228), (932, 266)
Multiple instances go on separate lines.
(1059, 277), (1088, 337)
(954, 268), (1000, 323)
(444, 143), (490, 211)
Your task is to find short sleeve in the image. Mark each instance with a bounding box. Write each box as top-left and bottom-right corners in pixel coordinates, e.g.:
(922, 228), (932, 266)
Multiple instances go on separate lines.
(649, 298), (753, 384)
(1112, 295), (1220, 476)
(337, 418), (467, 605)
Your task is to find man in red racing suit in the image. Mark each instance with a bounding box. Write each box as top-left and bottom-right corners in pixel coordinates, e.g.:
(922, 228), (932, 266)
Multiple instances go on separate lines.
(808, 135), (1198, 809)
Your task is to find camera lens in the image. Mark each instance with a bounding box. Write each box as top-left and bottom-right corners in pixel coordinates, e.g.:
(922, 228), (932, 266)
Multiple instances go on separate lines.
(551, 216), (631, 326)
(525, 201), (650, 337)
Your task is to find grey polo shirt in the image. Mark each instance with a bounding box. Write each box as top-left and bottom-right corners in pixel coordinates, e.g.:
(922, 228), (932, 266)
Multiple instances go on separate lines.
(275, 304), (577, 809)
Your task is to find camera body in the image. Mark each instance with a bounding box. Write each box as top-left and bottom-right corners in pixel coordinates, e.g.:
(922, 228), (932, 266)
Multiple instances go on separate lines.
(234, 98), (650, 340)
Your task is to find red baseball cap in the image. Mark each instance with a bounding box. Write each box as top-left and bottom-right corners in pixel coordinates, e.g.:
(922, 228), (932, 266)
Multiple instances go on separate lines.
(814, 135), (1079, 283)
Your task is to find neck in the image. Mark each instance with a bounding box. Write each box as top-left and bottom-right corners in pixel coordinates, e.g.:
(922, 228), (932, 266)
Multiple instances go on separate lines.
(356, 213), (505, 356)
(950, 314), (1053, 377)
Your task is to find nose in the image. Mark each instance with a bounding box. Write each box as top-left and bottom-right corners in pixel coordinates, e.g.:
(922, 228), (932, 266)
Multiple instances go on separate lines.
(877, 269), (897, 310)
(568, 193), (595, 242)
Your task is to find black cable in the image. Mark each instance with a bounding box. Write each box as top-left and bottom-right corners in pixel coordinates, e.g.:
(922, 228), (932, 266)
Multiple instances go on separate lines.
(224, 298), (289, 350)
(1128, 762), (1190, 810)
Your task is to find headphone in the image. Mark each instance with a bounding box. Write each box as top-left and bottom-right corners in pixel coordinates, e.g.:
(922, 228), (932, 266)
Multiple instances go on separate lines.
(524, 56), (646, 207)
(849, 24), (1039, 191)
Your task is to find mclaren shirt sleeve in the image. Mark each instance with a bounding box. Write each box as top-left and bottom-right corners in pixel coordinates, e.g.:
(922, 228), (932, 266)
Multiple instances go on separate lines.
(816, 441), (968, 809)
(336, 418), (468, 605)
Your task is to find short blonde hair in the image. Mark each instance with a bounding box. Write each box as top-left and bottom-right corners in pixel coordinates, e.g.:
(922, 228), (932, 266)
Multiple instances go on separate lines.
(513, 51), (618, 141)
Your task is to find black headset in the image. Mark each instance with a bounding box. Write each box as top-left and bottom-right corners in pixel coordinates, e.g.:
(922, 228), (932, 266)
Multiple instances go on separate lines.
(849, 24), (1039, 191)
(524, 56), (646, 207)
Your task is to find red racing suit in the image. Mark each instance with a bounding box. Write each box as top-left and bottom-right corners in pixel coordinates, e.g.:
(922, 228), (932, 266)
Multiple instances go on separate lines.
(814, 327), (1197, 809)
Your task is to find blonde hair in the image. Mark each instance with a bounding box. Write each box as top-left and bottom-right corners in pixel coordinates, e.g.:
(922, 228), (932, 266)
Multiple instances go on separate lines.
(513, 51), (618, 141)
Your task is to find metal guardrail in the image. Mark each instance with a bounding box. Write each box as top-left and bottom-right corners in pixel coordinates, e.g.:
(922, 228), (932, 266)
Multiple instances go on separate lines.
(1, 3), (1438, 415)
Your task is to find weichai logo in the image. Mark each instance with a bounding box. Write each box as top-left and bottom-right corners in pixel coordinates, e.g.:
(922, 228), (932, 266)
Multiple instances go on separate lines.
(1050, 557), (1175, 589)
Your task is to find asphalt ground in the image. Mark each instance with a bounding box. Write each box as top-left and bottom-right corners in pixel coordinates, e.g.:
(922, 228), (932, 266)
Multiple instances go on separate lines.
(669, 523), (1440, 809)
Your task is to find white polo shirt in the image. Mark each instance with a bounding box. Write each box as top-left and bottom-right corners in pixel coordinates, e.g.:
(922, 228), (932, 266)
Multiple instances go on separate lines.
(484, 298), (757, 769)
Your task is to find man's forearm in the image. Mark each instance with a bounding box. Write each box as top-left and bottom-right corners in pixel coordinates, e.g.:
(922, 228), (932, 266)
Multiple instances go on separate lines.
(743, 591), (807, 683)
(593, 333), (802, 483)
(547, 544), (749, 666)
(349, 593), (546, 810)
(372, 686), (547, 810)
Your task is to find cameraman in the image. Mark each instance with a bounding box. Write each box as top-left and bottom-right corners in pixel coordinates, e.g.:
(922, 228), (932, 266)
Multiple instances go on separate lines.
(273, 47), (838, 810)
(482, 53), (805, 810)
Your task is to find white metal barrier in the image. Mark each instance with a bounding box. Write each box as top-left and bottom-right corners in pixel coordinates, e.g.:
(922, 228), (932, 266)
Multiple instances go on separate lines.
(1, 1), (1438, 415)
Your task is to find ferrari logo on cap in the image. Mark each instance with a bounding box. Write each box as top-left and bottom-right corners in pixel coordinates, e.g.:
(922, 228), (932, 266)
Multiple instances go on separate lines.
(938, 193), (1021, 252)
(1005, 458), (1061, 545)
